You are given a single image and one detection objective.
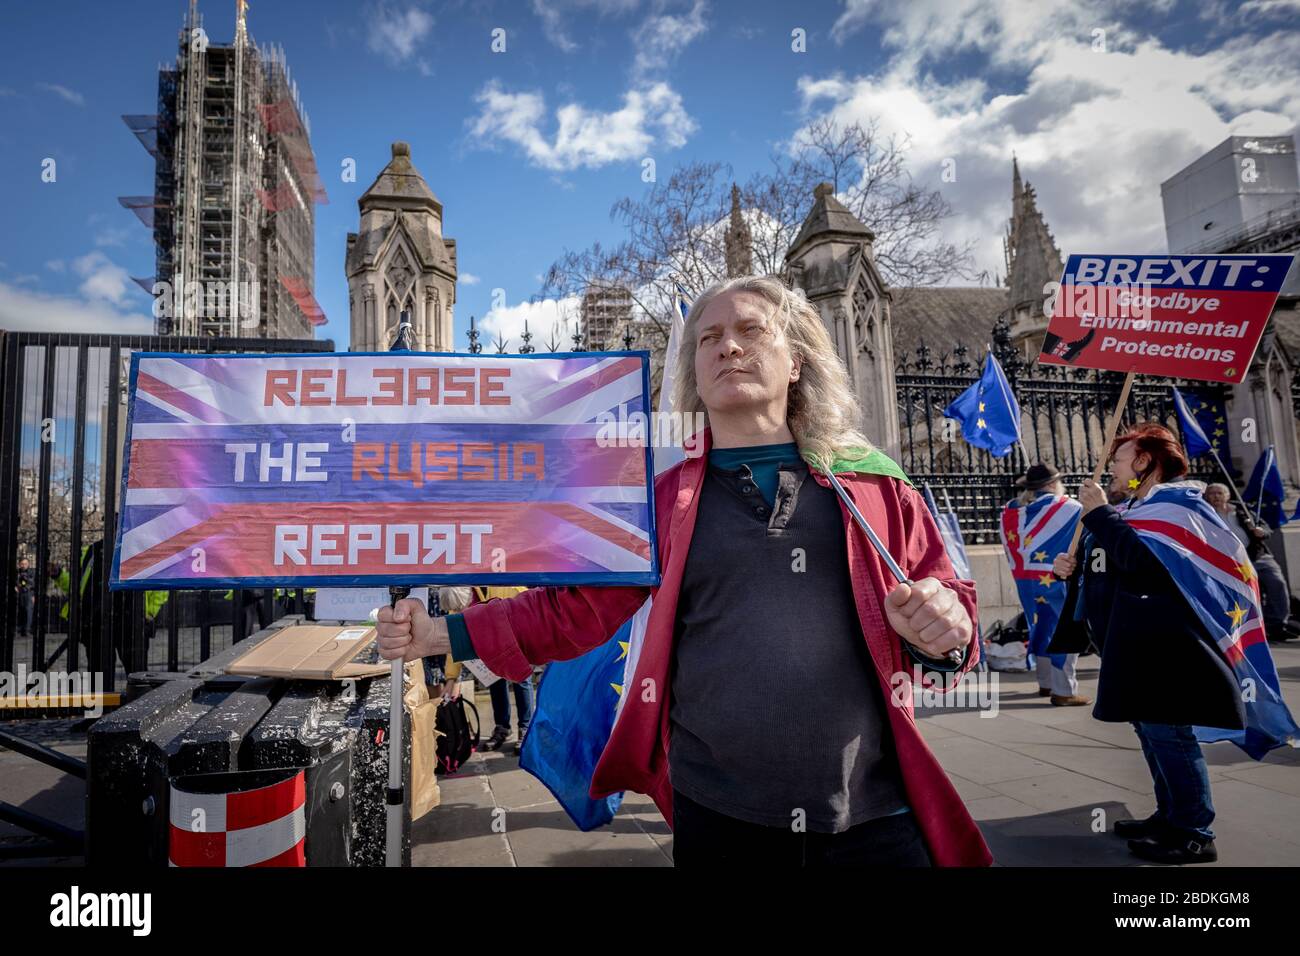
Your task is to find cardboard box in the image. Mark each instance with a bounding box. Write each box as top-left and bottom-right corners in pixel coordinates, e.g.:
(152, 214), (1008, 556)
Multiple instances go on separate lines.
(225, 624), (391, 680)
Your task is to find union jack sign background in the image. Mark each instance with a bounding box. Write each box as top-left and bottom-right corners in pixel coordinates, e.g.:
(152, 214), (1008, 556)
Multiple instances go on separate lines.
(110, 351), (659, 589)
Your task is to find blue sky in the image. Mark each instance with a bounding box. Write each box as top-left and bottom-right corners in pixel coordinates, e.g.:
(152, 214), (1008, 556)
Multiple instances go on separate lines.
(2, 0), (1297, 351)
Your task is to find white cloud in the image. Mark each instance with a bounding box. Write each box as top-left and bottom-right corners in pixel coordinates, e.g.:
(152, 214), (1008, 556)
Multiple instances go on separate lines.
(467, 80), (697, 171)
(0, 281), (152, 334)
(479, 296), (582, 351)
(366, 3), (434, 66)
(460, 272), (481, 285)
(46, 259), (66, 273)
(631, 0), (709, 80)
(800, 0), (1300, 281)
(72, 251), (134, 306)
(36, 82), (85, 107)
(531, 0), (641, 52)
(1239, 0), (1300, 16)
(93, 226), (133, 249)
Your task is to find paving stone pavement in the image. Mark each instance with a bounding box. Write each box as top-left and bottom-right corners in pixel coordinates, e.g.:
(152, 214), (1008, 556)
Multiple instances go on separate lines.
(413, 640), (1300, 867)
(4, 641), (1299, 866)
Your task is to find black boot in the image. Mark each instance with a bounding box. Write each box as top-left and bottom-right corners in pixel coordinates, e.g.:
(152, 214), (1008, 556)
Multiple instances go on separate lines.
(482, 725), (509, 752)
(1128, 832), (1218, 864)
(1113, 814), (1168, 840)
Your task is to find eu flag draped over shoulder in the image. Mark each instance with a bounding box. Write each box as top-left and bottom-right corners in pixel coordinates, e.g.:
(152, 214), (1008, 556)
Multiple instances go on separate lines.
(998, 492), (1082, 655)
(1119, 483), (1300, 759)
(519, 283), (691, 830)
(943, 352), (1021, 457)
(1244, 445), (1288, 530)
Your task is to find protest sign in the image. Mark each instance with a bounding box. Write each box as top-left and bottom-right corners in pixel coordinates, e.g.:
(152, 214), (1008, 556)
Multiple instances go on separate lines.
(1039, 254), (1294, 383)
(313, 586), (430, 622)
(110, 351), (659, 590)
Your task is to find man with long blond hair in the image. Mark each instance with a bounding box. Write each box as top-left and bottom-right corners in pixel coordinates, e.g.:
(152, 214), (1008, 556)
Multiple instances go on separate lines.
(377, 275), (991, 867)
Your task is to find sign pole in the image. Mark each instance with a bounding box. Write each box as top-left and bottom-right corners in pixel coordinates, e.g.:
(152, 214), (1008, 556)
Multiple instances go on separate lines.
(1065, 368), (1136, 559)
(385, 312), (416, 868)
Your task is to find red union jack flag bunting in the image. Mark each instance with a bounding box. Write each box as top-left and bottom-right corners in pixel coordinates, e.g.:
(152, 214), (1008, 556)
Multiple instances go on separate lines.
(110, 351), (659, 590)
(169, 771), (306, 867)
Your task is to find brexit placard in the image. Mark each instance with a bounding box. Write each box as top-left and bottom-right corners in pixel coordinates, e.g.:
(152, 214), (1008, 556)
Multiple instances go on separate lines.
(110, 351), (660, 590)
(1038, 254), (1295, 383)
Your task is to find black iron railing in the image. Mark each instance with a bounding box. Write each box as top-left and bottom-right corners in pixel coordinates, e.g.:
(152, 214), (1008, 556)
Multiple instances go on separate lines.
(0, 331), (333, 689)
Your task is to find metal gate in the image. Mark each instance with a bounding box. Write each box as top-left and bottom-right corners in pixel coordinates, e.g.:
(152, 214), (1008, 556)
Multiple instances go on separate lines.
(0, 331), (333, 693)
(895, 318), (1229, 543)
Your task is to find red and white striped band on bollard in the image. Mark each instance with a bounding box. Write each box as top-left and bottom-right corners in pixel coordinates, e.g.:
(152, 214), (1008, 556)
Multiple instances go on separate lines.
(168, 770), (307, 867)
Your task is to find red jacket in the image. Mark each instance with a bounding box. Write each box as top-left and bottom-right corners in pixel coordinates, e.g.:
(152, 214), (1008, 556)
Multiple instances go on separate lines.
(459, 428), (994, 866)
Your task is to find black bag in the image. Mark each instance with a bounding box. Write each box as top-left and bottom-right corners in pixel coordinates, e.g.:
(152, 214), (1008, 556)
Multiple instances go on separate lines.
(434, 694), (480, 775)
(990, 613), (1028, 644)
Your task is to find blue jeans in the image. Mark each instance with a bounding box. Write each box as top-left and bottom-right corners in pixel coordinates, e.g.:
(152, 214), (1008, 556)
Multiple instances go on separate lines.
(489, 676), (536, 734)
(1132, 722), (1215, 840)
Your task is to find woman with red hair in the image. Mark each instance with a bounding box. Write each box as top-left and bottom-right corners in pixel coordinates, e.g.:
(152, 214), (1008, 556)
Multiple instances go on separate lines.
(1053, 423), (1244, 864)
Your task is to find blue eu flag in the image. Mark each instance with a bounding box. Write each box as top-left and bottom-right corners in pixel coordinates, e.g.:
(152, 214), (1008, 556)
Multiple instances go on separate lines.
(1172, 386), (1213, 459)
(1244, 445), (1288, 529)
(943, 353), (1021, 457)
(518, 619), (630, 830)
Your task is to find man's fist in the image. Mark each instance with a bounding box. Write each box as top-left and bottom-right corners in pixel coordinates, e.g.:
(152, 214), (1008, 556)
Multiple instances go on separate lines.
(375, 597), (450, 662)
(1053, 553), (1077, 579)
(884, 577), (971, 657)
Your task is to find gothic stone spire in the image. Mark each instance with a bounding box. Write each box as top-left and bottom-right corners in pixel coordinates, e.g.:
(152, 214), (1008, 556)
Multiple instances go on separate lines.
(1003, 158), (1063, 317)
(724, 183), (754, 278)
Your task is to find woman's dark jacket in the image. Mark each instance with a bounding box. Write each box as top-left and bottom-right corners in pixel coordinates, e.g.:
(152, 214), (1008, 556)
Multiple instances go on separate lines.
(1052, 500), (1245, 729)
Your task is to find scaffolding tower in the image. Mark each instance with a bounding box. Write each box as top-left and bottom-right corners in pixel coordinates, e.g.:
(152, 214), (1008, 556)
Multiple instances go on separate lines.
(121, 0), (327, 337)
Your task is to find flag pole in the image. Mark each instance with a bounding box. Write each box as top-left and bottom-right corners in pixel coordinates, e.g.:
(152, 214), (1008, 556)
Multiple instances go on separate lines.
(1207, 446), (1254, 516)
(824, 467), (910, 584)
(821, 465), (967, 665)
(1066, 368), (1136, 559)
(1255, 446), (1275, 523)
(385, 310), (416, 868)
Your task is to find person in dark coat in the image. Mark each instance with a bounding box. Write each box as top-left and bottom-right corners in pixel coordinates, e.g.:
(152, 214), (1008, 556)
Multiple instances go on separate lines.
(1053, 424), (1243, 865)
(15, 556), (34, 637)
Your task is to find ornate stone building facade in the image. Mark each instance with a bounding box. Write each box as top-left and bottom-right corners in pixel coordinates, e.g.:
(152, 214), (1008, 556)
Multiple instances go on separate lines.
(783, 182), (900, 458)
(346, 142), (457, 352)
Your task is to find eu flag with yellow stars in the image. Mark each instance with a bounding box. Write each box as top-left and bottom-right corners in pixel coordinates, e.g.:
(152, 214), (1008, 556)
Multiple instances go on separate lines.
(943, 352), (1021, 457)
(1176, 387), (1238, 478)
(518, 606), (630, 830)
